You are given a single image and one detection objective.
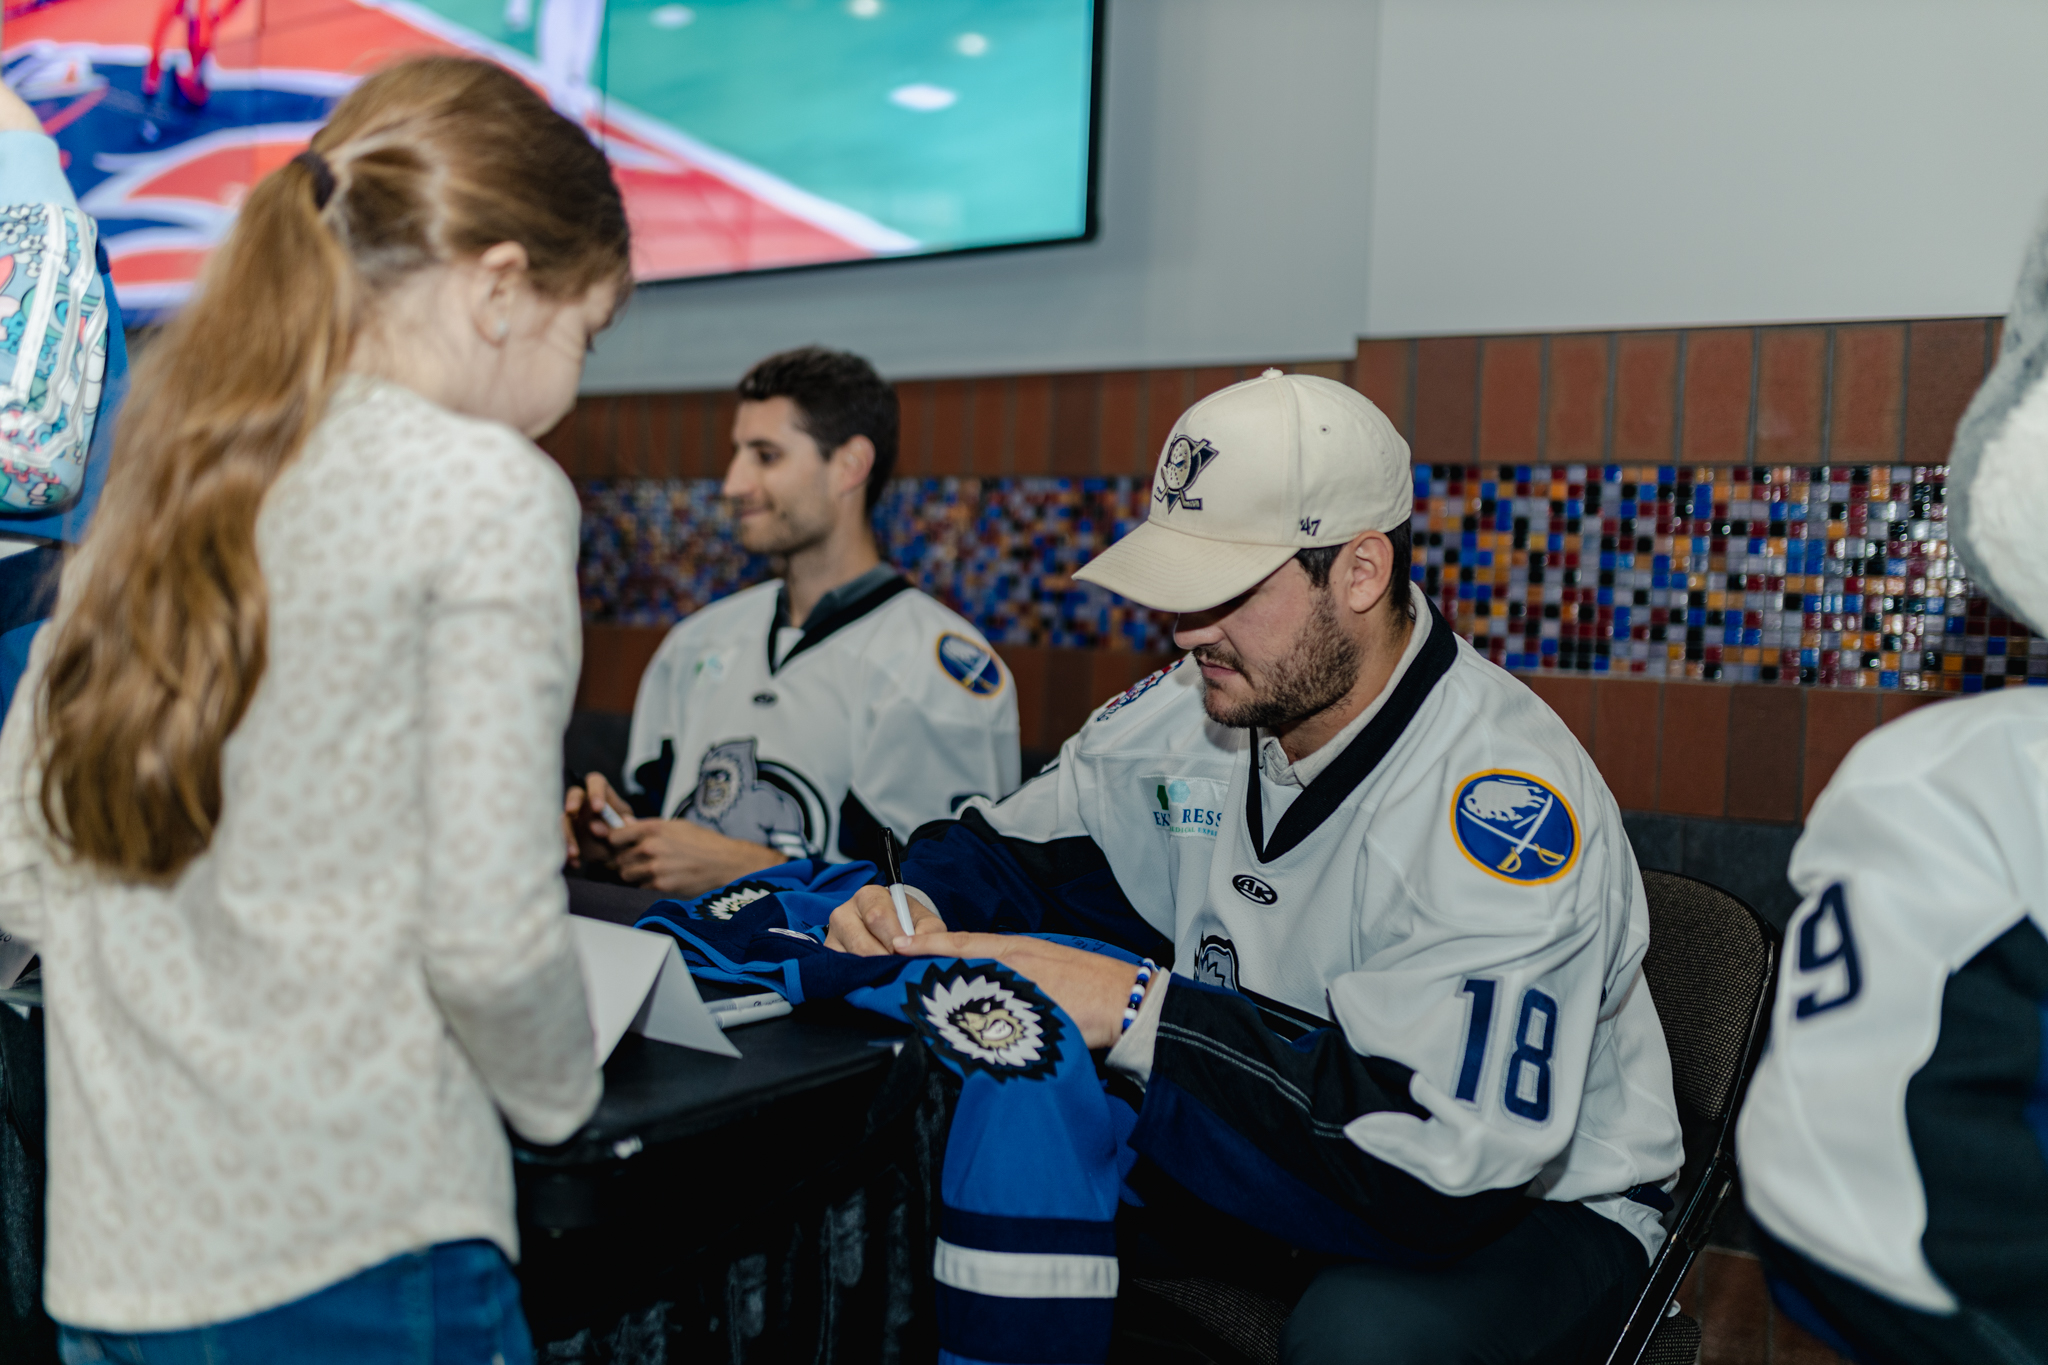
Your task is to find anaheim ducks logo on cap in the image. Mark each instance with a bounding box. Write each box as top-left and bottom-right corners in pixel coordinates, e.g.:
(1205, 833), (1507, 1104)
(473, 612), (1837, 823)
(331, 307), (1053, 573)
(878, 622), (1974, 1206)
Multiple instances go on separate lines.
(1155, 435), (1219, 513)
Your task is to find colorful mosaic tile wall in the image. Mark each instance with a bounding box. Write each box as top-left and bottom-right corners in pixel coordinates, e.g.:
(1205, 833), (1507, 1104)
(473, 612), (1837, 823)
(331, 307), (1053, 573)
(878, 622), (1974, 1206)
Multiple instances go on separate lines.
(584, 457), (2032, 692)
(580, 476), (1173, 649)
(1414, 461), (2034, 691)
(558, 316), (2015, 694)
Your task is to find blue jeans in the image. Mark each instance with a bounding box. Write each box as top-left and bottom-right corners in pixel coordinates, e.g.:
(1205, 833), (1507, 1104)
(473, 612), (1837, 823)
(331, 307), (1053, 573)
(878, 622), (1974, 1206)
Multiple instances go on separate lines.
(58, 1240), (533, 1365)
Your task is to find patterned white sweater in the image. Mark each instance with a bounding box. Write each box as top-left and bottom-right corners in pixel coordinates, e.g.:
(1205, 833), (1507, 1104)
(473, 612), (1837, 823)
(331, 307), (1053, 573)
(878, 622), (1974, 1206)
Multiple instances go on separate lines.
(0, 377), (601, 1331)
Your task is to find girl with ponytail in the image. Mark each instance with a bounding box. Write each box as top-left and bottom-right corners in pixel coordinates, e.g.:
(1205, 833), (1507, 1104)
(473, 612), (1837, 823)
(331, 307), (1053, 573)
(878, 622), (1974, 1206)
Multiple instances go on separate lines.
(0, 56), (631, 1361)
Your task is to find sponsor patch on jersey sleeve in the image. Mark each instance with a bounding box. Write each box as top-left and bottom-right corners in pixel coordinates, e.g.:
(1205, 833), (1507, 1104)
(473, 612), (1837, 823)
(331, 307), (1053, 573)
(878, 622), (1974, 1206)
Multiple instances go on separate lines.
(1449, 770), (1580, 885)
(936, 632), (1005, 696)
(905, 961), (1066, 1080)
(692, 879), (782, 921)
(1094, 657), (1185, 722)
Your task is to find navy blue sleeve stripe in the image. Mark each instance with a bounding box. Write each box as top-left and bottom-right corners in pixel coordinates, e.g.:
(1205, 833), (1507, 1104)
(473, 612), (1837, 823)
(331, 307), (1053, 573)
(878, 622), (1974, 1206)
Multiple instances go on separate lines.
(1154, 1023), (1362, 1139)
(899, 810), (1172, 962)
(1134, 1078), (1484, 1264)
(1141, 977), (1528, 1256)
(934, 1290), (1115, 1365)
(940, 1207), (1118, 1257)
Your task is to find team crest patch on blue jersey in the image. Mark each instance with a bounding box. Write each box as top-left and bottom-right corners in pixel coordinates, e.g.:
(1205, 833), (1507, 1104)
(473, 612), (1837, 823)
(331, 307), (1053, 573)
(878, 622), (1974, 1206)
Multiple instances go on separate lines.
(1450, 771), (1580, 885)
(1095, 658), (1184, 722)
(907, 962), (1065, 1081)
(936, 632), (1004, 696)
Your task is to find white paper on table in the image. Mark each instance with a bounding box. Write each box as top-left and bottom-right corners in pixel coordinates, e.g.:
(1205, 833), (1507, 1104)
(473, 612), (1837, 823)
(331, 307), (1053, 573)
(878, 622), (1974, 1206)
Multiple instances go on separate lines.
(569, 917), (741, 1062)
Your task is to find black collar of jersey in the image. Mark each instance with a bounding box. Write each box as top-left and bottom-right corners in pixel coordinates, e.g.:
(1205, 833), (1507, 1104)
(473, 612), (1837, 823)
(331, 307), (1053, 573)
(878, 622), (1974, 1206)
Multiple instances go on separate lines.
(1244, 594), (1460, 864)
(769, 571), (913, 674)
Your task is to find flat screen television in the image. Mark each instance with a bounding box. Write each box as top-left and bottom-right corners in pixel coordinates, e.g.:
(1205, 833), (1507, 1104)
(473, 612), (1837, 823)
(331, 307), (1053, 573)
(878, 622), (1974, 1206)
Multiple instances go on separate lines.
(3, 0), (1101, 316)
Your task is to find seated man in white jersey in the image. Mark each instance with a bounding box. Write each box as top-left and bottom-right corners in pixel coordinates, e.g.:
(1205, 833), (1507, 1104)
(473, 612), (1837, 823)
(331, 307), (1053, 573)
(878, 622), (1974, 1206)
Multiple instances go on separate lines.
(826, 370), (1682, 1363)
(567, 347), (1020, 897)
(1734, 231), (2048, 1365)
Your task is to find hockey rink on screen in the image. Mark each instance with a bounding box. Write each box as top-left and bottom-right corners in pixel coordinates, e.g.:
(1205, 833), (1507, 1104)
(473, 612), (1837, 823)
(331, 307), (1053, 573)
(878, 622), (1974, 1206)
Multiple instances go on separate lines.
(0, 0), (913, 313)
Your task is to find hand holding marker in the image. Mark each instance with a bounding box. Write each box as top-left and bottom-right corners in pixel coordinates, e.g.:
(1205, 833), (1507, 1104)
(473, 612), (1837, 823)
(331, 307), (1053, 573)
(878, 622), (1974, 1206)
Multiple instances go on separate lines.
(881, 828), (918, 938)
(591, 787), (794, 1029)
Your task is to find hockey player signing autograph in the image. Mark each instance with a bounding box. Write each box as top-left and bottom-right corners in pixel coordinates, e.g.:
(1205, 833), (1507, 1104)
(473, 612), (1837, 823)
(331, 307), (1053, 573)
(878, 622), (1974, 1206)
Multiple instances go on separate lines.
(567, 348), (1019, 896)
(827, 371), (1682, 1363)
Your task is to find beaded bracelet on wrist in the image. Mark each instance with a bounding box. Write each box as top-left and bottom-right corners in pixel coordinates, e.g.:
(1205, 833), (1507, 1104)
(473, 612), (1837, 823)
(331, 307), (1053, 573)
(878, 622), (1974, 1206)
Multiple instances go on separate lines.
(1120, 959), (1157, 1036)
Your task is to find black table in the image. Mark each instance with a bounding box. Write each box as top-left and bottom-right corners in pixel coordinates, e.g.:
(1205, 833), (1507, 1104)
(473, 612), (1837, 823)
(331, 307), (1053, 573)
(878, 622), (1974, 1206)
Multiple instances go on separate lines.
(514, 991), (909, 1230)
(518, 885), (945, 1360)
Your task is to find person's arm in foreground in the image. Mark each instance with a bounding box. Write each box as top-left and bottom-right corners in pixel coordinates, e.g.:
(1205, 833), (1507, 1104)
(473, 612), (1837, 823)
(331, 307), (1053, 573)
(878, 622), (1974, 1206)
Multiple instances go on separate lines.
(423, 457), (599, 1145)
(0, 611), (56, 974)
(0, 78), (111, 515)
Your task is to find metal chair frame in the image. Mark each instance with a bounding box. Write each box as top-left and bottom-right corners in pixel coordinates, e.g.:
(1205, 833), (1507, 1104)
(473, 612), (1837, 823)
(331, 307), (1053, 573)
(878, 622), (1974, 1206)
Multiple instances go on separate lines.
(1114, 870), (1782, 1365)
(1602, 871), (1781, 1365)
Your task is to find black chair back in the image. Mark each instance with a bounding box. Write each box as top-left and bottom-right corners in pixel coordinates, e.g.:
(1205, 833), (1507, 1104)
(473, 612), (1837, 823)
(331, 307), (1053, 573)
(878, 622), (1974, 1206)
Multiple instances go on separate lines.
(1114, 869), (1781, 1365)
(1603, 869), (1780, 1365)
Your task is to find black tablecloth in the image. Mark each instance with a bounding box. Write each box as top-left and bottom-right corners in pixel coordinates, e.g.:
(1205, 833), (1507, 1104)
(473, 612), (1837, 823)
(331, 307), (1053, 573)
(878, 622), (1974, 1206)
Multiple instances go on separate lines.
(0, 999), (52, 1362)
(522, 1011), (953, 1365)
(0, 946), (952, 1365)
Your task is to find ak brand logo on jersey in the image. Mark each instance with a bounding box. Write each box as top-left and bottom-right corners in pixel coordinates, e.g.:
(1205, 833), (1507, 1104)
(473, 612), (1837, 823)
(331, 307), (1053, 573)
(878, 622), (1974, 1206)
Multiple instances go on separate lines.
(1450, 771), (1580, 885)
(1155, 436), (1219, 513)
(907, 962), (1065, 1081)
(936, 633), (1005, 696)
(1153, 777), (1225, 837)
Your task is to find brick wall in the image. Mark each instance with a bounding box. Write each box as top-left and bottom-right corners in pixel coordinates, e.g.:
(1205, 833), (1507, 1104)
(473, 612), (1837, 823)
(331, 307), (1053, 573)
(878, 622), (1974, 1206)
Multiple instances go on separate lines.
(1351, 320), (1996, 469)
(554, 320), (1999, 822)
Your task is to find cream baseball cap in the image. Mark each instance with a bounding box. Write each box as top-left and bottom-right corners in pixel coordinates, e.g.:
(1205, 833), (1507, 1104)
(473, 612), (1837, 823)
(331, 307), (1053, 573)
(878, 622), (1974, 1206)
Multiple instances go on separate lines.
(1074, 369), (1412, 612)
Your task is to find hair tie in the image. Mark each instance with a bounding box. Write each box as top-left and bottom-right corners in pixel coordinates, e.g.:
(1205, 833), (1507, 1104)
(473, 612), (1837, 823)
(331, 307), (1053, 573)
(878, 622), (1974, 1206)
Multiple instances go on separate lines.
(292, 149), (336, 210)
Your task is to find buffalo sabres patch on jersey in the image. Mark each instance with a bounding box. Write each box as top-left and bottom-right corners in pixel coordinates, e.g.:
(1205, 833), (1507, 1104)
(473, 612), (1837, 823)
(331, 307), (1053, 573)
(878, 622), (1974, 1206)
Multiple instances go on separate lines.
(936, 632), (1005, 696)
(909, 962), (1066, 1081)
(1451, 771), (1580, 885)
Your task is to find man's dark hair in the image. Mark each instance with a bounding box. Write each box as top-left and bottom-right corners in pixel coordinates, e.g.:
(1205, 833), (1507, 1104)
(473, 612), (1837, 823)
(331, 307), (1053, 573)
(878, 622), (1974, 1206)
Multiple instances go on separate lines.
(737, 346), (899, 512)
(1295, 524), (1416, 622)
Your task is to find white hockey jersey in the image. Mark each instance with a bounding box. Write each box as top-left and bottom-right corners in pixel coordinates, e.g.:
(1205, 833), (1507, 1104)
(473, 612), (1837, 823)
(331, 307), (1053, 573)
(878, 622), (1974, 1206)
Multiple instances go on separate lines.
(902, 592), (1683, 1261)
(622, 572), (1021, 866)
(1737, 689), (2048, 1317)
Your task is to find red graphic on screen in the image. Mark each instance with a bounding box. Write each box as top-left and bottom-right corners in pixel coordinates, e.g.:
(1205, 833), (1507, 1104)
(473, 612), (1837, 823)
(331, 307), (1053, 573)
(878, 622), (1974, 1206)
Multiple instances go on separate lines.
(4, 0), (904, 312)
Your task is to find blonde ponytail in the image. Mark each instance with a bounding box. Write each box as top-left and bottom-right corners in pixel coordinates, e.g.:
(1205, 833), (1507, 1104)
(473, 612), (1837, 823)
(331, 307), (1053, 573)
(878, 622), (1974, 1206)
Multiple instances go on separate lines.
(37, 56), (630, 881)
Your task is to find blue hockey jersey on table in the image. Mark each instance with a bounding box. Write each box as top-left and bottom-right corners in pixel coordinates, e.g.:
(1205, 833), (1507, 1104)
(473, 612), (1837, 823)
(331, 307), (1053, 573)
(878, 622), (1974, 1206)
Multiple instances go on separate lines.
(636, 861), (1131, 1365)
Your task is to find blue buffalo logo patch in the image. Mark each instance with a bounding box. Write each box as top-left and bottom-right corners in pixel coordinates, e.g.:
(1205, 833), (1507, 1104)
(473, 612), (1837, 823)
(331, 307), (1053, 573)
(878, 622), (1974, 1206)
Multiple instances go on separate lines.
(1450, 771), (1580, 885)
(936, 633), (1004, 696)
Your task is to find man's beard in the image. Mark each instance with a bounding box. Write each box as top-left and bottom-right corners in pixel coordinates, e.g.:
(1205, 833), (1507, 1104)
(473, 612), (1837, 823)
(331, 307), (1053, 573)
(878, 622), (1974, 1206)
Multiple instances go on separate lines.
(732, 498), (834, 558)
(1194, 590), (1361, 731)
